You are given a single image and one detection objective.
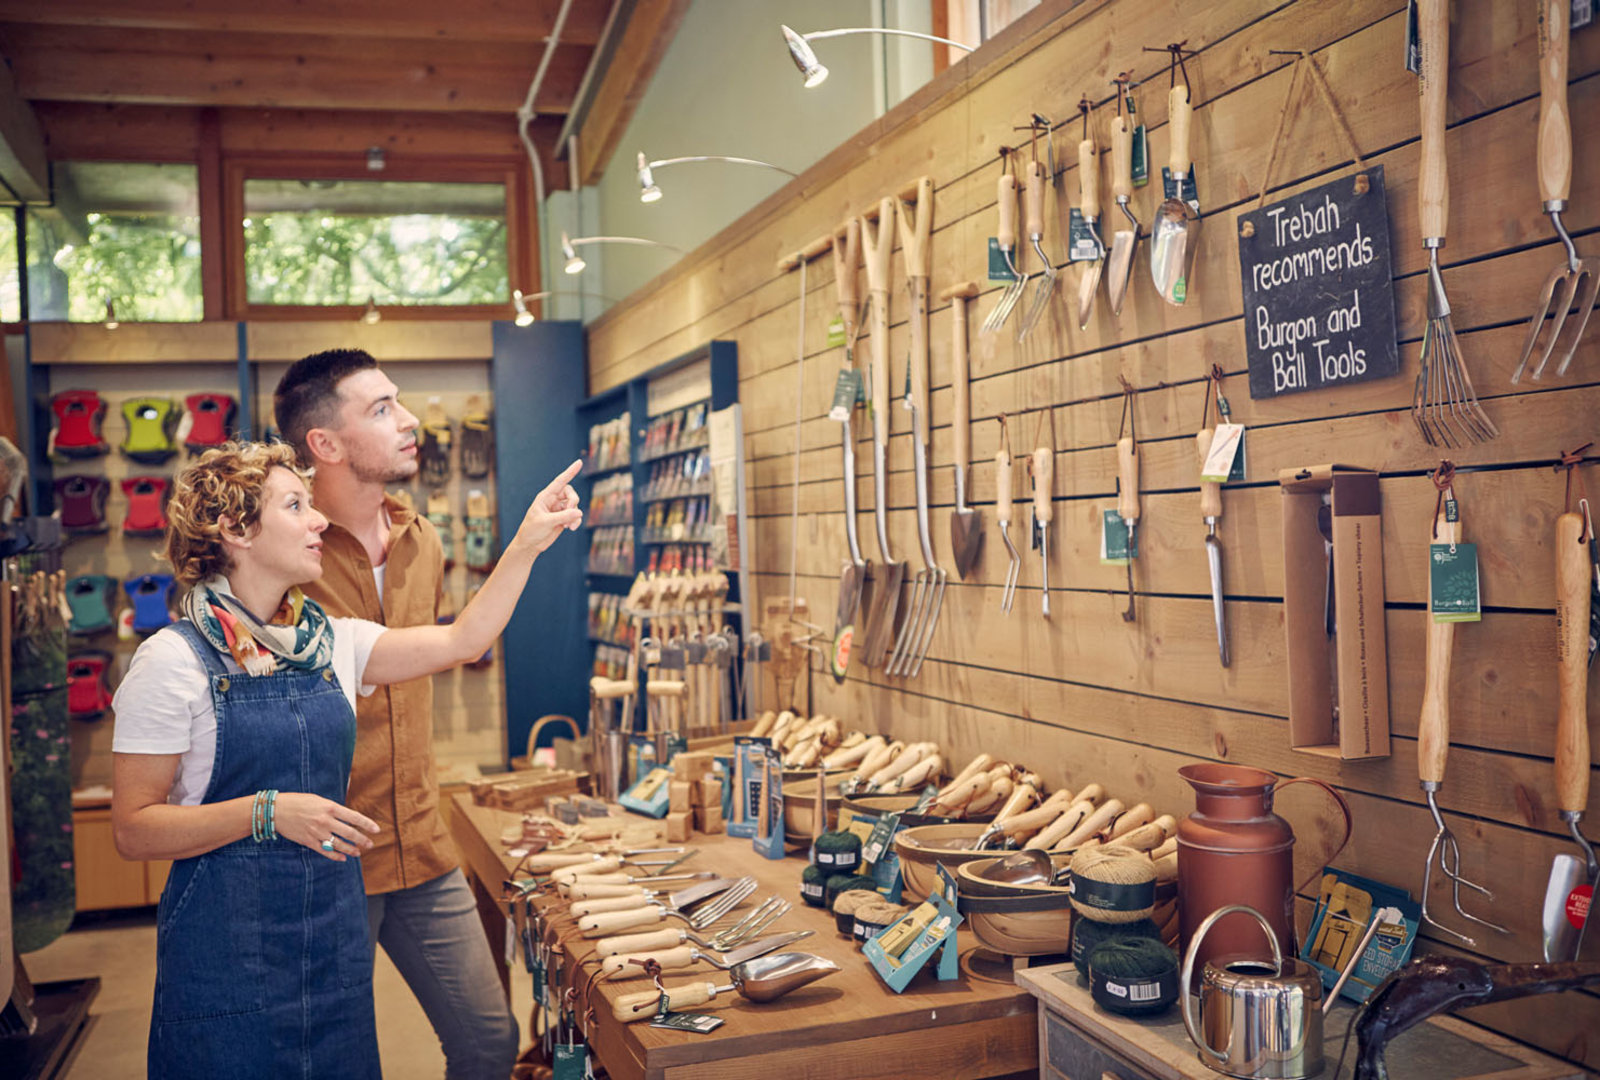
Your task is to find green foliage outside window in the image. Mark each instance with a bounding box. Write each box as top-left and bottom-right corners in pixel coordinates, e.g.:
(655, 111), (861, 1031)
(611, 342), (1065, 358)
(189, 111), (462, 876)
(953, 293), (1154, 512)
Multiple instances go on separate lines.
(28, 211), (204, 323)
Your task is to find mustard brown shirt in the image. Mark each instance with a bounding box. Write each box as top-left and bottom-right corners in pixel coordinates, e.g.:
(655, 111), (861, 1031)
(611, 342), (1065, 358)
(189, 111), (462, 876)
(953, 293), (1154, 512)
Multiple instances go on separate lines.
(303, 493), (456, 895)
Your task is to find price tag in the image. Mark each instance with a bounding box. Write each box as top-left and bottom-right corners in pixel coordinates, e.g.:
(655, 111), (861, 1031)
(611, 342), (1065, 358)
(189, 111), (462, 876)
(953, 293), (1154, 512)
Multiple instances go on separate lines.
(828, 369), (861, 422)
(826, 313), (847, 348)
(650, 1012), (725, 1033)
(987, 238), (1019, 282)
(1404, 0), (1421, 72)
(1131, 122), (1150, 187)
(1099, 510), (1138, 565)
(1429, 542), (1481, 623)
(1202, 423), (1246, 483)
(553, 1044), (589, 1079)
(861, 811), (902, 867)
(1068, 208), (1100, 262)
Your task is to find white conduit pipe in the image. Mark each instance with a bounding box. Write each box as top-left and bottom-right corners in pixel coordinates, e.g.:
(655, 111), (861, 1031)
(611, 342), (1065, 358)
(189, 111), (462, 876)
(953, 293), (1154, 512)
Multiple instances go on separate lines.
(517, 0), (578, 307)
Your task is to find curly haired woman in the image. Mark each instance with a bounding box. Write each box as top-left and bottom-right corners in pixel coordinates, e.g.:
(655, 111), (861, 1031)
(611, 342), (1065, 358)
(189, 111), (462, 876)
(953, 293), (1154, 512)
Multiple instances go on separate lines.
(109, 442), (580, 1079)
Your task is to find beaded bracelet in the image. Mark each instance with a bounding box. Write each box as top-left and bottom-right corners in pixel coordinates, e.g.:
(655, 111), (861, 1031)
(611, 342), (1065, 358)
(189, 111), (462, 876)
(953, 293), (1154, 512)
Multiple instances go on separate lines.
(252, 789), (279, 842)
(264, 789), (278, 841)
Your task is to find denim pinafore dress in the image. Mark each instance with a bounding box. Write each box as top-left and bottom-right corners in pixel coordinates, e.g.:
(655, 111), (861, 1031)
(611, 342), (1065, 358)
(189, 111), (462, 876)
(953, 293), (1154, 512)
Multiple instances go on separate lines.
(147, 620), (381, 1079)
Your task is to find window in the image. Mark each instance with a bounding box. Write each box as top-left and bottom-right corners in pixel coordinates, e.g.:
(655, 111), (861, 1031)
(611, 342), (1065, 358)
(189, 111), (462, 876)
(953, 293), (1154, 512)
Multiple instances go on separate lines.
(242, 179), (509, 307)
(25, 162), (203, 322)
(0, 211), (17, 323)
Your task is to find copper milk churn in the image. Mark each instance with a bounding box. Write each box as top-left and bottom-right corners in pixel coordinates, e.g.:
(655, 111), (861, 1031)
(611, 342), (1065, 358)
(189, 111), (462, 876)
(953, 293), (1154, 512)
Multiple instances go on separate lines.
(1177, 764), (1351, 973)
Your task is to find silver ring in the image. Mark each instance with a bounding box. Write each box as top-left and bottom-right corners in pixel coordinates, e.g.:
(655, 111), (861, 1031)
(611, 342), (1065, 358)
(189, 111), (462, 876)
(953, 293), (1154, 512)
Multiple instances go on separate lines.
(321, 838), (337, 852)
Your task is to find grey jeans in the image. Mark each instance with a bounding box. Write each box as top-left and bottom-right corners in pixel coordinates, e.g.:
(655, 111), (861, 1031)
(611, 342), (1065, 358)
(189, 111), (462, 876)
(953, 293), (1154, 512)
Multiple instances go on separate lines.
(367, 868), (520, 1079)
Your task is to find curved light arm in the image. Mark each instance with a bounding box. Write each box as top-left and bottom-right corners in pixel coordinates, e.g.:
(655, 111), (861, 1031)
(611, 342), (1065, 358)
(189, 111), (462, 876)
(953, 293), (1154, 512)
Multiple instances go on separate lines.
(569, 236), (682, 252)
(645, 155), (797, 177)
(802, 27), (974, 51)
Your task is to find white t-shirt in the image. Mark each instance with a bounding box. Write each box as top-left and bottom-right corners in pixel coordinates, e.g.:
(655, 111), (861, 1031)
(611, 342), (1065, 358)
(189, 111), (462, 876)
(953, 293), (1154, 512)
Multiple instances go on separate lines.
(111, 617), (387, 805)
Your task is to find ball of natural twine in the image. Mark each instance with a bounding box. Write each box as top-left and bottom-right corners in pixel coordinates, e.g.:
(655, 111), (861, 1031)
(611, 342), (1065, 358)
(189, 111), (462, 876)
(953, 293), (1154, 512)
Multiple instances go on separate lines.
(1068, 845), (1156, 922)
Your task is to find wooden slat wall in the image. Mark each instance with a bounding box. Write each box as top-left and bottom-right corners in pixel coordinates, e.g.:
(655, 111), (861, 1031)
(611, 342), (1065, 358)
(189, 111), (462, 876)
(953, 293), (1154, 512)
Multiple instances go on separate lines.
(585, 0), (1598, 1066)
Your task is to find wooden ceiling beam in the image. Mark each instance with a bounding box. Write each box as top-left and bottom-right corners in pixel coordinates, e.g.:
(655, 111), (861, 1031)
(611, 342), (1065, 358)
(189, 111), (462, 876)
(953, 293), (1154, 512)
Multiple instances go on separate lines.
(568, 0), (690, 185)
(0, 38), (46, 202)
(0, 24), (590, 114)
(34, 102), (570, 190)
(0, 0), (610, 46)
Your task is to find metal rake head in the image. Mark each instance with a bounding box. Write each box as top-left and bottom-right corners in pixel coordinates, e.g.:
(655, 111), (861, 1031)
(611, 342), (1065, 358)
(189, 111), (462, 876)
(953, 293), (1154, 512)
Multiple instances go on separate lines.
(1420, 789), (1507, 948)
(999, 526), (1020, 613)
(905, 570), (945, 678)
(1412, 253), (1498, 447)
(886, 569), (929, 676)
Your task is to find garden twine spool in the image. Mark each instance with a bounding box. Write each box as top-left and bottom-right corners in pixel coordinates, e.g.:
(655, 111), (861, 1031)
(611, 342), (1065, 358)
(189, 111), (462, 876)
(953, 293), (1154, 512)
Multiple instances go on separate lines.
(1068, 845), (1156, 923)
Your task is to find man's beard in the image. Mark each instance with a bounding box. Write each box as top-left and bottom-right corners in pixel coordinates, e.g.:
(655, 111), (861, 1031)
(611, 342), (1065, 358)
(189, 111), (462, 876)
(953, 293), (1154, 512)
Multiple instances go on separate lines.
(349, 446), (419, 485)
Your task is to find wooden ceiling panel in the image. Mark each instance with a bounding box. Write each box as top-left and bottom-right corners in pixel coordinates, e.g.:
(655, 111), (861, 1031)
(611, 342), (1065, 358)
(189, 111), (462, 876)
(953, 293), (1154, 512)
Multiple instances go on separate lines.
(0, 23), (591, 114)
(0, 0), (610, 46)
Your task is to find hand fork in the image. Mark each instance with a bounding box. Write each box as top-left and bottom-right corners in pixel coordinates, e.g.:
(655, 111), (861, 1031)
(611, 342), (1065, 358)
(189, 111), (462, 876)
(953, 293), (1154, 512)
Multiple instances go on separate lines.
(1512, 211), (1600, 382)
(1017, 154), (1059, 339)
(982, 165), (1027, 333)
(713, 897), (791, 948)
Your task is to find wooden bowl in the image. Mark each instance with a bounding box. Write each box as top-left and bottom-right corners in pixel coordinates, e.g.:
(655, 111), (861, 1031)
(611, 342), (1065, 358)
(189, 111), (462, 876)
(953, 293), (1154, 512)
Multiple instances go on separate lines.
(842, 791), (997, 830)
(782, 775), (844, 840)
(781, 764), (852, 785)
(954, 856), (1075, 957)
(892, 823), (995, 904)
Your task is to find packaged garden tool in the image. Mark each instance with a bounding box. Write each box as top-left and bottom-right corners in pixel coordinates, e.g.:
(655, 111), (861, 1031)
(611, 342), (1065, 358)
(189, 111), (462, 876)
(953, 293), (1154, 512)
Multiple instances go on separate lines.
(944, 280), (984, 581)
(1415, 463), (1506, 946)
(981, 150), (1026, 334)
(1545, 468), (1596, 962)
(1410, 0), (1497, 446)
(1150, 46), (1200, 307)
(887, 177), (944, 679)
(1017, 115), (1059, 339)
(995, 415), (1020, 613)
(828, 219), (870, 682)
(1106, 74), (1143, 315)
(1511, 0), (1598, 383)
(1302, 868), (1418, 1005)
(857, 197), (905, 669)
(1071, 96), (1108, 329)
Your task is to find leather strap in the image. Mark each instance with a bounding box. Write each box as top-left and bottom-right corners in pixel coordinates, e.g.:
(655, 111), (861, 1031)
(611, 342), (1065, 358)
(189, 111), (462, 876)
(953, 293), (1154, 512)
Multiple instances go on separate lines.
(957, 891), (1074, 914)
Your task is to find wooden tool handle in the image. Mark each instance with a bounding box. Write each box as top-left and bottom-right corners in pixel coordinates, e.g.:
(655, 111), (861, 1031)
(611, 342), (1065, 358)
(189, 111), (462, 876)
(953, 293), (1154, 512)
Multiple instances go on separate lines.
(1079, 137), (1100, 220)
(571, 894), (654, 918)
(1538, 0), (1571, 204)
(567, 878), (644, 900)
(579, 906), (664, 937)
(997, 173), (1018, 250)
(1417, 0), (1449, 240)
(833, 218), (862, 335)
(1024, 160), (1047, 238)
(595, 927), (684, 958)
(862, 197), (896, 291)
(614, 982), (718, 1022)
(1117, 437), (1141, 523)
(952, 296), (972, 482)
(602, 945), (698, 980)
(1417, 509), (1461, 785)
(1111, 115), (1132, 201)
(554, 856), (622, 882)
(996, 445), (1014, 525)
(1555, 511), (1590, 813)
(1033, 447), (1053, 524)
(1197, 429), (1222, 519)
(1169, 84), (1192, 178)
(870, 287), (891, 447)
(896, 176), (934, 277)
(523, 851), (599, 872)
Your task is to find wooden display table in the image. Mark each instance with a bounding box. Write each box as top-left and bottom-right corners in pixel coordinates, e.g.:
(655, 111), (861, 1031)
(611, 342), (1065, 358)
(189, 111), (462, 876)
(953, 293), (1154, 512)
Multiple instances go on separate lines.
(1014, 962), (1581, 1080)
(449, 794), (1038, 1080)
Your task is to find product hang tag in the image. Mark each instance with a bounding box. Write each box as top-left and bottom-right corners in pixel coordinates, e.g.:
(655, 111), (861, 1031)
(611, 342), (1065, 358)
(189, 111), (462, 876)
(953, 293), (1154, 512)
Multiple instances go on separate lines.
(828, 368), (860, 423)
(987, 238), (1019, 282)
(1444, 497), (1458, 523)
(1162, 165), (1199, 209)
(826, 313), (847, 348)
(1429, 542), (1481, 623)
(861, 811), (902, 867)
(1404, 0), (1421, 72)
(1586, 534), (1598, 668)
(1100, 510), (1137, 565)
(553, 1044), (589, 1080)
(1067, 208), (1102, 262)
(650, 1011), (725, 1033)
(1202, 423), (1246, 483)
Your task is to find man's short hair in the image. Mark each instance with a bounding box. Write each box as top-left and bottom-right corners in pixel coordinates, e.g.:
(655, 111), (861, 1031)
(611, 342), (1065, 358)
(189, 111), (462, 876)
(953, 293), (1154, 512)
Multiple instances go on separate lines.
(273, 348), (379, 463)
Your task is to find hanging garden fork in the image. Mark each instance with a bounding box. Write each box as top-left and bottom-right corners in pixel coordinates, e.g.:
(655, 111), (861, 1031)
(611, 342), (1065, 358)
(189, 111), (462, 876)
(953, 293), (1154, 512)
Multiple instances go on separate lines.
(982, 150), (1027, 334)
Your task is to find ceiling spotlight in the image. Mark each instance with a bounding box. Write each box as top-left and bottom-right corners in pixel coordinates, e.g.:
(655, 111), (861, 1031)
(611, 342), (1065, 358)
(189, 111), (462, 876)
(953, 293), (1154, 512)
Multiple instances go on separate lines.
(512, 289), (535, 327)
(103, 299), (119, 330)
(637, 153), (662, 203)
(361, 296), (382, 324)
(561, 231), (586, 275)
(781, 24), (974, 89)
(782, 25), (828, 88)
(635, 151), (796, 205)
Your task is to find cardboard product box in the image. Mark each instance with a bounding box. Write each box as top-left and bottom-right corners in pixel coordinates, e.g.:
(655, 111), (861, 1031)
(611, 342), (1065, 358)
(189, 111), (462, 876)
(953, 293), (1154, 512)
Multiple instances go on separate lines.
(1279, 465), (1391, 760)
(695, 802), (725, 835)
(669, 781), (693, 814)
(665, 810), (692, 844)
(693, 775), (722, 808)
(671, 751), (717, 782)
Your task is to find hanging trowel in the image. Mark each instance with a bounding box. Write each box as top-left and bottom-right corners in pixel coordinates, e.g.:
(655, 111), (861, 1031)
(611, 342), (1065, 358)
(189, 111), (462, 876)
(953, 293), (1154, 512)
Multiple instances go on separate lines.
(829, 219), (870, 682)
(944, 281), (984, 580)
(857, 198), (905, 670)
(1544, 509), (1597, 961)
(1106, 107), (1141, 315)
(1074, 102), (1107, 329)
(1150, 81), (1200, 306)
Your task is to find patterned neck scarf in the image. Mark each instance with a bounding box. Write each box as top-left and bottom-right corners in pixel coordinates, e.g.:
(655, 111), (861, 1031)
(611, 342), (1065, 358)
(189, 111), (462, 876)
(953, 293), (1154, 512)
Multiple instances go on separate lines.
(183, 575), (334, 676)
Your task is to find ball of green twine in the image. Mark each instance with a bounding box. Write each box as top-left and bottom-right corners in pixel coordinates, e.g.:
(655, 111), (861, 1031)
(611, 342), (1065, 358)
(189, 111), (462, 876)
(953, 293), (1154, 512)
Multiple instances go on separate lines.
(1072, 916), (1161, 985)
(824, 873), (879, 909)
(800, 864), (828, 907)
(1087, 937), (1177, 979)
(1087, 938), (1179, 1015)
(812, 830), (863, 872)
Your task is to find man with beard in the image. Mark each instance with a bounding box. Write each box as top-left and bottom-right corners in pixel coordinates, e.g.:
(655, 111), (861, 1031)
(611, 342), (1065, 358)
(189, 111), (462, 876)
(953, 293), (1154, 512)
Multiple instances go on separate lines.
(273, 350), (518, 1078)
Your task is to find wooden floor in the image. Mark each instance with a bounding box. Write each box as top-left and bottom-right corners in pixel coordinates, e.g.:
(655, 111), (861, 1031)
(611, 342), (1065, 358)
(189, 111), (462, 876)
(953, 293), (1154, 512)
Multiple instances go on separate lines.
(20, 908), (536, 1079)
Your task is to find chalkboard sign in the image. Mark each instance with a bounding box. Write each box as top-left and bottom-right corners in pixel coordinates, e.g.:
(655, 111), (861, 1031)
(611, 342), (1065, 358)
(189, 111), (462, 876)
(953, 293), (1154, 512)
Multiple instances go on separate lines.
(1238, 166), (1399, 399)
